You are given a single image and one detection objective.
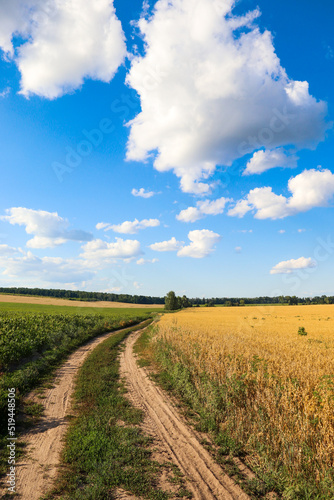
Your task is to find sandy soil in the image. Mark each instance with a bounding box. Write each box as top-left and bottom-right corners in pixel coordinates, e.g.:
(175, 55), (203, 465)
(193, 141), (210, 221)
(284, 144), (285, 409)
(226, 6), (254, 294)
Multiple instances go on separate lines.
(119, 331), (250, 500)
(0, 324), (146, 500)
(0, 294), (162, 308)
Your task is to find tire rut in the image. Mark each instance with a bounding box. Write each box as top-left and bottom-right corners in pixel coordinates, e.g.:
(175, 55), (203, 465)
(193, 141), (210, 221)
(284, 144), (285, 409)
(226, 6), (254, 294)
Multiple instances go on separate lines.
(119, 331), (250, 500)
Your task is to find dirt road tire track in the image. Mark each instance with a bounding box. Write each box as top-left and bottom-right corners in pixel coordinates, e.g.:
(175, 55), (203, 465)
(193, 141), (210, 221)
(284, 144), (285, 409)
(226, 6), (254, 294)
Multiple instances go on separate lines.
(0, 322), (148, 500)
(120, 331), (250, 500)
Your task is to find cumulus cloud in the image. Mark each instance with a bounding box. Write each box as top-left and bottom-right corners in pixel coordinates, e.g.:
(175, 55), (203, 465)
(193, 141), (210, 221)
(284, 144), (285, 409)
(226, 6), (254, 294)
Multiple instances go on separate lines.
(243, 148), (298, 175)
(228, 168), (334, 219)
(176, 197), (230, 222)
(177, 229), (221, 258)
(1, 207), (93, 248)
(96, 218), (160, 234)
(0, 244), (19, 256)
(126, 0), (329, 193)
(270, 257), (316, 275)
(0, 251), (94, 285)
(80, 238), (142, 265)
(131, 188), (157, 198)
(235, 246), (242, 253)
(149, 237), (183, 252)
(136, 258), (158, 265)
(0, 0), (126, 99)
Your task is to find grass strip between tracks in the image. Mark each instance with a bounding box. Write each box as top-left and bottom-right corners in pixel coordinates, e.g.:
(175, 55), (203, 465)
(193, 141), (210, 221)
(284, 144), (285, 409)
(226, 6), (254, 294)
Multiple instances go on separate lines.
(45, 320), (171, 500)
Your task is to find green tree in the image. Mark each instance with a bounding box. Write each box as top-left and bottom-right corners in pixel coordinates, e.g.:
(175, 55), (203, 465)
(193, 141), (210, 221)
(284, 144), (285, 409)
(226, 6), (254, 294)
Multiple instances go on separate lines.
(165, 291), (178, 310)
(181, 295), (192, 308)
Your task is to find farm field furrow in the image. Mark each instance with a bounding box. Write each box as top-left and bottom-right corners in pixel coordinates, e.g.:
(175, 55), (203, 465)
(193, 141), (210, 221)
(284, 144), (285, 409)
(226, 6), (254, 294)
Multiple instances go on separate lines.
(154, 305), (334, 498)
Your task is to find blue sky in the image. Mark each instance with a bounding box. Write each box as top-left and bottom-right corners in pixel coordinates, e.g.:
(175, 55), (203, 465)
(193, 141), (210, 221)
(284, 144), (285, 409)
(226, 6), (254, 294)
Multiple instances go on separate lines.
(0, 0), (333, 298)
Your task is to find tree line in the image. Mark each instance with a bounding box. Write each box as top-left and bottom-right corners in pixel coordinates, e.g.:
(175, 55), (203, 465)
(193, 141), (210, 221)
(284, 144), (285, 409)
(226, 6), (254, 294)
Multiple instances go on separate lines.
(0, 287), (333, 308)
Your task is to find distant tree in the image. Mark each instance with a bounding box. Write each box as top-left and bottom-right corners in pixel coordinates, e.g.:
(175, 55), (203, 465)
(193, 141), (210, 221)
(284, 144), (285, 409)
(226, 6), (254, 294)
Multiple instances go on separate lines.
(225, 300), (232, 307)
(239, 299), (245, 306)
(289, 296), (298, 306)
(165, 291), (178, 311)
(181, 295), (192, 308)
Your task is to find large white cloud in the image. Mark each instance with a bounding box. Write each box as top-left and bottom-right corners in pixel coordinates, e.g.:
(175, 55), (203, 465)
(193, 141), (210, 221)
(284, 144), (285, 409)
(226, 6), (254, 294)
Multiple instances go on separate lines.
(228, 168), (334, 219)
(0, 0), (126, 99)
(96, 218), (160, 234)
(1, 207), (93, 248)
(270, 257), (316, 275)
(176, 197), (230, 222)
(150, 230), (220, 258)
(80, 238), (142, 264)
(126, 0), (329, 193)
(177, 229), (221, 258)
(0, 251), (94, 284)
(243, 148), (298, 175)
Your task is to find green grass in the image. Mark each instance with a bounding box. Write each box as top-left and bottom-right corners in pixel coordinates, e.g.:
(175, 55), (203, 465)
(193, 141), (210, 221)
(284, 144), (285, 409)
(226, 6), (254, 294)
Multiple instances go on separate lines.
(46, 320), (184, 500)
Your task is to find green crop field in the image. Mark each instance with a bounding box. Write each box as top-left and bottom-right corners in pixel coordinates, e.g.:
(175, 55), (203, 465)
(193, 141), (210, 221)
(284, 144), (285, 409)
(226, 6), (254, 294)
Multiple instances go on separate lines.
(0, 304), (160, 476)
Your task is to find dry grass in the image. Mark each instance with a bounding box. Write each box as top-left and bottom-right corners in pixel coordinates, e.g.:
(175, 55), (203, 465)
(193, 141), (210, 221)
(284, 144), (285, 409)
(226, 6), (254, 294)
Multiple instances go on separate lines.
(0, 294), (162, 308)
(155, 305), (334, 495)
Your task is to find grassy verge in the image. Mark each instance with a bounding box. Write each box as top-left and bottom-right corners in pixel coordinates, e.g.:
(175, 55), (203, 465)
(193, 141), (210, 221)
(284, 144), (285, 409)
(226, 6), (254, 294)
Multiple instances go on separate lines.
(46, 320), (185, 499)
(134, 326), (290, 499)
(0, 312), (153, 477)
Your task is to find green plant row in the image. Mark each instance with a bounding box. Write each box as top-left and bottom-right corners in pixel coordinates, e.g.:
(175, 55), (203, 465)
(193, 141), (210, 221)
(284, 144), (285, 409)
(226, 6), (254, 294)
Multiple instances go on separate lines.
(0, 311), (151, 435)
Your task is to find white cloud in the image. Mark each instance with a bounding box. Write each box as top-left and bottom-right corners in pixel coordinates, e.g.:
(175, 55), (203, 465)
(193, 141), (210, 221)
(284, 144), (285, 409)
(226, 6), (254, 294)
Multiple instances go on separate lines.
(177, 229), (221, 259)
(243, 148), (298, 175)
(228, 199), (253, 218)
(0, 251), (94, 285)
(278, 230), (286, 234)
(298, 228), (306, 233)
(131, 188), (156, 198)
(126, 0), (329, 193)
(228, 169), (334, 219)
(149, 236), (183, 252)
(96, 218), (160, 234)
(1, 207), (93, 248)
(270, 257), (316, 275)
(80, 238), (142, 264)
(0, 0), (126, 99)
(176, 197), (230, 222)
(235, 246), (242, 253)
(0, 244), (18, 256)
(133, 281), (142, 289)
(136, 258), (158, 265)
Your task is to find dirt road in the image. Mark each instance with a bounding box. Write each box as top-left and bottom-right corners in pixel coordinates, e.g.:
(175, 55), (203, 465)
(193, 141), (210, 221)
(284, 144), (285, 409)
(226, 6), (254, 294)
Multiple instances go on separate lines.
(0, 325), (145, 500)
(120, 331), (249, 500)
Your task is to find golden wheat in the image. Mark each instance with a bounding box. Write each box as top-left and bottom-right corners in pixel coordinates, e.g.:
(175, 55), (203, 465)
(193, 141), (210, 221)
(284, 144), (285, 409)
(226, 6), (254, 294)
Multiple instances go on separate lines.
(156, 305), (334, 487)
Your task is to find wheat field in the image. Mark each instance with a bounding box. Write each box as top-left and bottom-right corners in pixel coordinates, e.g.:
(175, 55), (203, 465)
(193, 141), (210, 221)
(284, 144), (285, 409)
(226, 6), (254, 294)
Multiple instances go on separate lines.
(155, 305), (334, 495)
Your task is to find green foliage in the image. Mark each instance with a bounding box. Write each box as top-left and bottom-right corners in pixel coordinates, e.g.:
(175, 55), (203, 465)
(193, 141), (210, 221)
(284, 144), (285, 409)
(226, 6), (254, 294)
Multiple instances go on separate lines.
(0, 311), (151, 436)
(298, 326), (308, 336)
(164, 291), (192, 311)
(165, 291), (178, 311)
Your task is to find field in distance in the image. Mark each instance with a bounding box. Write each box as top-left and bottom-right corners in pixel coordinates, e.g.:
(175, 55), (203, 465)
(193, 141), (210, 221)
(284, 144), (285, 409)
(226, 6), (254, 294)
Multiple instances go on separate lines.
(155, 305), (334, 497)
(0, 293), (163, 310)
